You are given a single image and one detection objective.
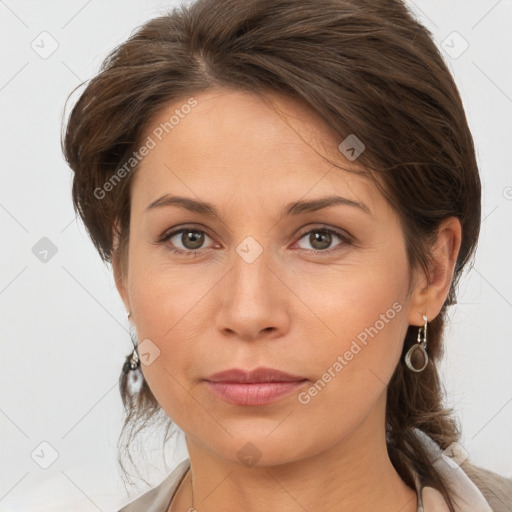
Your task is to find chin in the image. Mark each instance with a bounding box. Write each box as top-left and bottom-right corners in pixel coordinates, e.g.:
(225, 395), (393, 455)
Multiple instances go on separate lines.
(198, 424), (322, 467)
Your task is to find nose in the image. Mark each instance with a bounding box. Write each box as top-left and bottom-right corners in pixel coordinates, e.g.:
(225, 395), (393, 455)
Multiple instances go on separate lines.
(214, 249), (290, 342)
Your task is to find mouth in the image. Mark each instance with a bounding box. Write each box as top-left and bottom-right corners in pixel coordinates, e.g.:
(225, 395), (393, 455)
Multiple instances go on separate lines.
(204, 367), (308, 406)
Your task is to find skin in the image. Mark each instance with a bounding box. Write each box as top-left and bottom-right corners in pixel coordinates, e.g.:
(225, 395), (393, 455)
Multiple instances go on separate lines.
(114, 88), (462, 512)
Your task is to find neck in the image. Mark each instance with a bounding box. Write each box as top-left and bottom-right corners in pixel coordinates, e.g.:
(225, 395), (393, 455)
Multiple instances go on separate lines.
(171, 395), (418, 512)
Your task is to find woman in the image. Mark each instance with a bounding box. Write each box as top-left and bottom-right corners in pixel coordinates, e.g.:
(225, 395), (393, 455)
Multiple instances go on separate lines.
(62, 0), (512, 510)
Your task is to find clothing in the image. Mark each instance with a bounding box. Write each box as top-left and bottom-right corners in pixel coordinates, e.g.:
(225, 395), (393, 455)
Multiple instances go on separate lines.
(117, 429), (510, 511)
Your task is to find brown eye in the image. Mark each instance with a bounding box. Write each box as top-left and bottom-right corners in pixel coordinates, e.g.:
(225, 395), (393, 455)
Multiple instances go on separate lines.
(308, 231), (333, 250)
(159, 228), (215, 255)
(296, 227), (349, 252)
(179, 230), (205, 250)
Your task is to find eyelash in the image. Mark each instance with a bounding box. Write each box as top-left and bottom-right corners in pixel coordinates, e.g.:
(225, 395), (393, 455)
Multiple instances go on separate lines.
(156, 225), (352, 257)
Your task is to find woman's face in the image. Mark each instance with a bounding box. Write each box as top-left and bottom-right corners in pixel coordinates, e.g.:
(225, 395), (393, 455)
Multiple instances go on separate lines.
(117, 88), (422, 466)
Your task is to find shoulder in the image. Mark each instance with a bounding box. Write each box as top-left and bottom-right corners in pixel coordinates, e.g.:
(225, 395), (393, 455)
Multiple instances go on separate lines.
(409, 427), (511, 511)
(460, 461), (512, 512)
(116, 459), (191, 512)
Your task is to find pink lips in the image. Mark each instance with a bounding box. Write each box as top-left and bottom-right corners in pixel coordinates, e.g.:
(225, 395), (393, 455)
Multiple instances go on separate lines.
(204, 367), (308, 406)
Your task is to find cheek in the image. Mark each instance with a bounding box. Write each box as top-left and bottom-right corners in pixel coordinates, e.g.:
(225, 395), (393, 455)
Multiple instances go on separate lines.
(126, 252), (216, 423)
(128, 238), (211, 338)
(291, 238), (409, 387)
(292, 246), (409, 357)
(130, 266), (200, 360)
(291, 276), (409, 448)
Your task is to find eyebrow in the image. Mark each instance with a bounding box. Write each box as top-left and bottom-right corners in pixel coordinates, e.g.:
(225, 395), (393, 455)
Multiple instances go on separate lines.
(145, 194), (371, 219)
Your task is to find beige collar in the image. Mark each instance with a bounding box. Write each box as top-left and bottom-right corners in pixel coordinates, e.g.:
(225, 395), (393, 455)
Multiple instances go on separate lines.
(408, 428), (492, 511)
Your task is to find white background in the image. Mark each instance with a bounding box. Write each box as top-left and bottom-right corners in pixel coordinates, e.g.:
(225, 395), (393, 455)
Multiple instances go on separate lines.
(1, 1), (511, 511)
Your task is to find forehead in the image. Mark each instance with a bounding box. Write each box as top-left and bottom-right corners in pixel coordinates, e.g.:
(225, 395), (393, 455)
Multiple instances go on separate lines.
(131, 88), (381, 215)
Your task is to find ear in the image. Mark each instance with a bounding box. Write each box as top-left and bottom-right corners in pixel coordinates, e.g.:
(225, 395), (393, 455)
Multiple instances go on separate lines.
(407, 216), (462, 326)
(112, 221), (131, 316)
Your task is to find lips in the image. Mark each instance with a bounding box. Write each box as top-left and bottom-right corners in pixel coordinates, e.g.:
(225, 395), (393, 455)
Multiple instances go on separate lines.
(204, 367), (308, 406)
(206, 367), (306, 383)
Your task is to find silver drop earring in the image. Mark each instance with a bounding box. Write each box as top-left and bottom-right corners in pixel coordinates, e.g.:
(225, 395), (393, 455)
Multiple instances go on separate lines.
(405, 314), (429, 372)
(122, 312), (143, 394)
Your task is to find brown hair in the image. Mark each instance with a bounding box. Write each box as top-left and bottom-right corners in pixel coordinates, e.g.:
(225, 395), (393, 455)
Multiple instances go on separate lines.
(62, 0), (481, 508)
